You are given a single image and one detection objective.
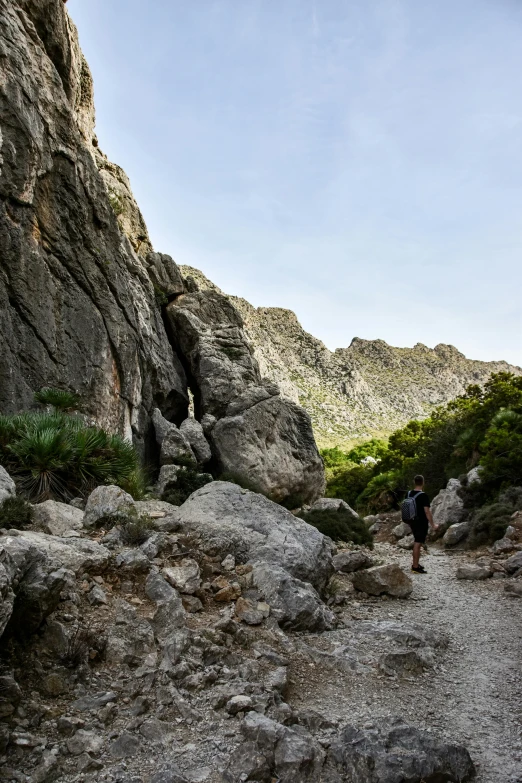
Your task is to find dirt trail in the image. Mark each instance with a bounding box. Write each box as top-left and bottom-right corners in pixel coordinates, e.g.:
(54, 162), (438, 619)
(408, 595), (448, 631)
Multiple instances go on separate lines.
(288, 544), (522, 783)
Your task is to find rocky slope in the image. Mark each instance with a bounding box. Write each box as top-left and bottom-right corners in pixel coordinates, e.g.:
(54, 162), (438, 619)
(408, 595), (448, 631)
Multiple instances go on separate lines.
(181, 267), (522, 448)
(0, 0), (323, 505)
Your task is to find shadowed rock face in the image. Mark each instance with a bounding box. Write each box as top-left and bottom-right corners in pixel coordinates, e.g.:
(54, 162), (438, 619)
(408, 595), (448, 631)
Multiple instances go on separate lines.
(0, 0), (325, 504)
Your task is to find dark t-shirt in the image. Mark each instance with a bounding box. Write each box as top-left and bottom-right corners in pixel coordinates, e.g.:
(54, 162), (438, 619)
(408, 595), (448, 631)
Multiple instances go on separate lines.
(408, 490), (430, 524)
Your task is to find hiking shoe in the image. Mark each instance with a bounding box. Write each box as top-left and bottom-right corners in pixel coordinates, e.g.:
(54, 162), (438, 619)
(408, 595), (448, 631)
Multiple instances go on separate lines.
(411, 565), (427, 574)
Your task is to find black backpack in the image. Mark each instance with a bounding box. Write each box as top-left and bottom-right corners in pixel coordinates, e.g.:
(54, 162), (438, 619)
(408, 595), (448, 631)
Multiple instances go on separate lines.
(401, 490), (423, 522)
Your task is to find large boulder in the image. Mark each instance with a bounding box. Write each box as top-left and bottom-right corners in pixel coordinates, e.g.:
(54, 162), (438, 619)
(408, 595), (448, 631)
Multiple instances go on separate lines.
(456, 564), (491, 580)
(443, 521), (470, 548)
(174, 482), (332, 590)
(431, 478), (466, 528)
(309, 498), (359, 518)
(32, 501), (84, 536)
(323, 717), (476, 782)
(165, 292), (325, 506)
(0, 467), (15, 507)
(503, 551), (522, 575)
(352, 565), (412, 598)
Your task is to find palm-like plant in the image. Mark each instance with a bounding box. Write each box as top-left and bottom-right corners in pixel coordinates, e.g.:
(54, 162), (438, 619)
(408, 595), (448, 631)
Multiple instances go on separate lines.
(34, 387), (80, 412)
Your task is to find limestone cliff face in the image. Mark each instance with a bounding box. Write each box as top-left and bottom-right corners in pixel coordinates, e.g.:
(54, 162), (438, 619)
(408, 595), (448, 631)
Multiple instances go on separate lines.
(0, 0), (324, 503)
(0, 0), (187, 449)
(181, 267), (522, 447)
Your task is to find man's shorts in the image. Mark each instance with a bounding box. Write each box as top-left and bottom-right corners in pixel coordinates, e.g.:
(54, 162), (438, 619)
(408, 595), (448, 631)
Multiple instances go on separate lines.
(408, 520), (429, 544)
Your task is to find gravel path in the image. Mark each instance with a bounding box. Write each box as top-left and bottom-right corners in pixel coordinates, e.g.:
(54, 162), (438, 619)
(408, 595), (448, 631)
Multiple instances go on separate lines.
(288, 544), (522, 783)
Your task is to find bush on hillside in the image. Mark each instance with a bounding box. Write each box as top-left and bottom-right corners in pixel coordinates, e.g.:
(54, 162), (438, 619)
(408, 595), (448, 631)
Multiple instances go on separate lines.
(162, 467), (213, 506)
(301, 506), (373, 547)
(0, 403), (143, 502)
(468, 486), (522, 547)
(120, 511), (154, 546)
(33, 387), (80, 412)
(0, 496), (33, 529)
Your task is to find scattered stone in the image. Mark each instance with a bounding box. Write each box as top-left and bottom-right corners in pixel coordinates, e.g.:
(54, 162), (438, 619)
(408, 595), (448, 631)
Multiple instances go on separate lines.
(146, 572), (176, 603)
(504, 551), (522, 574)
(221, 553), (236, 571)
(505, 581), (522, 597)
(352, 564), (413, 598)
(160, 426), (197, 467)
(214, 582), (241, 602)
(392, 522), (411, 539)
(72, 692), (118, 712)
(115, 548), (151, 572)
(155, 465), (182, 498)
(379, 648), (434, 677)
(505, 525), (517, 540)
(253, 563), (334, 632)
(182, 595), (203, 613)
(456, 564), (491, 580)
(491, 537), (515, 555)
(110, 731), (140, 758)
(397, 534), (415, 550)
(443, 521), (470, 547)
(32, 500), (84, 536)
(66, 729), (104, 756)
(83, 485), (135, 528)
(235, 597), (268, 625)
(226, 695), (253, 714)
(323, 717), (476, 782)
(332, 550), (373, 573)
(163, 559), (201, 594)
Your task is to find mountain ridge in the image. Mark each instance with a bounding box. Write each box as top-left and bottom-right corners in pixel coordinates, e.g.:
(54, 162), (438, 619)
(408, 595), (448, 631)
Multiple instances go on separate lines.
(180, 266), (521, 447)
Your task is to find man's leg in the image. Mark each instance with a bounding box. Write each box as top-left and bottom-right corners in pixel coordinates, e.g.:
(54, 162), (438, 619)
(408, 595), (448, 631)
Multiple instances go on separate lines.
(412, 542), (422, 568)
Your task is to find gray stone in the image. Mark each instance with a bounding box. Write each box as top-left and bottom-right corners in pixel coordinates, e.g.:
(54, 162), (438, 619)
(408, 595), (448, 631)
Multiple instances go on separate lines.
(152, 594), (186, 640)
(175, 482), (332, 591)
(226, 695), (253, 714)
(180, 417), (212, 464)
(152, 408), (179, 445)
(443, 521), (470, 547)
(456, 564), (491, 580)
(332, 550), (373, 573)
(379, 648), (434, 677)
(87, 585), (108, 605)
(72, 692), (118, 712)
(505, 581), (522, 597)
(150, 768), (189, 783)
(352, 564), (413, 598)
(310, 498), (359, 518)
(160, 427), (197, 467)
(145, 572), (176, 603)
(504, 551), (522, 574)
(392, 522), (411, 539)
(431, 478), (466, 527)
(32, 500), (84, 536)
(0, 467), (16, 507)
(115, 548), (151, 572)
(397, 534), (415, 550)
(66, 730), (104, 756)
(491, 537), (515, 555)
(0, 674), (21, 718)
(5, 530), (110, 574)
(105, 600), (155, 665)
(155, 465), (183, 498)
(163, 559), (201, 594)
(83, 485), (135, 528)
(253, 563), (334, 632)
(323, 717), (476, 782)
(110, 732), (140, 758)
(505, 525), (517, 540)
(467, 466), (483, 485)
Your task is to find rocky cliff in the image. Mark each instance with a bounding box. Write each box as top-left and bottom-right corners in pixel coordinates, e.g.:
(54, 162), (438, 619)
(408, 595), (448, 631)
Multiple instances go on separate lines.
(0, 0), (323, 504)
(181, 267), (522, 448)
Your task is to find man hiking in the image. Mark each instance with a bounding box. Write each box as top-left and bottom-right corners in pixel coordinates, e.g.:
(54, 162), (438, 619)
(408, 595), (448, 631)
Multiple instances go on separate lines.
(402, 474), (438, 574)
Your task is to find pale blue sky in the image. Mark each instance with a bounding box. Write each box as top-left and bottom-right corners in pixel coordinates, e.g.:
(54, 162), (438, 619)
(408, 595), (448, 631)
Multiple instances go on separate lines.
(68, 0), (522, 365)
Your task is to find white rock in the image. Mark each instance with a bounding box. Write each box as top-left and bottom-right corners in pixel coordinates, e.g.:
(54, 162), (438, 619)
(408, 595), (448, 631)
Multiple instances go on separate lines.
(397, 534), (415, 550)
(431, 478), (465, 527)
(392, 522), (411, 539)
(180, 417), (212, 464)
(443, 521), (470, 548)
(309, 498), (359, 518)
(221, 554), (236, 571)
(456, 564), (491, 580)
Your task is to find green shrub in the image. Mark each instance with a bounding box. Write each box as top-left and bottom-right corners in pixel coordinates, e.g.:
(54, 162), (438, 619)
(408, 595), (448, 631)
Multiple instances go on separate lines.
(34, 387), (80, 412)
(0, 496), (33, 529)
(120, 512), (154, 546)
(162, 467), (213, 506)
(468, 487), (522, 547)
(301, 507), (373, 547)
(0, 411), (140, 502)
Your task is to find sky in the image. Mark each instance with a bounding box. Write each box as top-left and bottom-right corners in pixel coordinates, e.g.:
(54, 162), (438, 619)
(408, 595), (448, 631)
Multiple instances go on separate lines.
(68, 0), (522, 366)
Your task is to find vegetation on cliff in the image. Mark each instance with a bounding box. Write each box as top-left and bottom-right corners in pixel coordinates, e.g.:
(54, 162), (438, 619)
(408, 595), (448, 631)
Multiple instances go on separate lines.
(323, 372), (522, 539)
